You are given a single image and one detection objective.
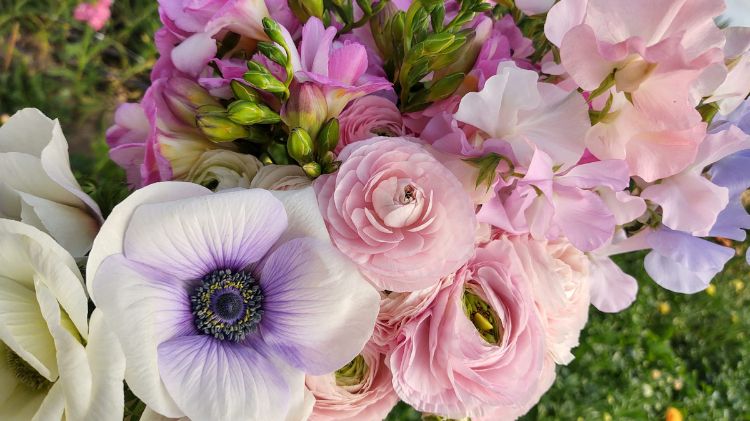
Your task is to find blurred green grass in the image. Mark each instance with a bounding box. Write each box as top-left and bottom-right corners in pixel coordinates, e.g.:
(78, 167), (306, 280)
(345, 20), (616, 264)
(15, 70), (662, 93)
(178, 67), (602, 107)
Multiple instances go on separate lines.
(2, 2), (749, 420)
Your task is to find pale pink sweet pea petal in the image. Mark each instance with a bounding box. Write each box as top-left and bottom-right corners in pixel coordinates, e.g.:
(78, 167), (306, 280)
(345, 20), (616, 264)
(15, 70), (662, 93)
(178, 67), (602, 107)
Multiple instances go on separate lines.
(587, 254), (638, 313)
(515, 0), (555, 15)
(455, 62), (589, 170)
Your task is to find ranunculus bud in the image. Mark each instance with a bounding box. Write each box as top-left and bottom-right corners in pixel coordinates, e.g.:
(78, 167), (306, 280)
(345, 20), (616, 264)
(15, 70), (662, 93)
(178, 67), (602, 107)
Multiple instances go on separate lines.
(186, 150), (263, 190)
(282, 82), (329, 139)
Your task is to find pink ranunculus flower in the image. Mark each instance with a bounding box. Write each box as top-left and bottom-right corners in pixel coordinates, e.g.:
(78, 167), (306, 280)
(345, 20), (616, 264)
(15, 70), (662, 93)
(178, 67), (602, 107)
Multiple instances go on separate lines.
(508, 235), (590, 365)
(314, 136), (477, 292)
(371, 280), (448, 355)
(306, 341), (399, 421)
(74, 0), (112, 31)
(389, 237), (550, 419)
(336, 96), (404, 153)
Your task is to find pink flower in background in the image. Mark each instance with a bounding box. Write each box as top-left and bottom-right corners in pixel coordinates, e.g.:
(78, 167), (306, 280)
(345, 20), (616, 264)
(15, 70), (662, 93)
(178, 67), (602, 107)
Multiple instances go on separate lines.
(336, 96), (404, 153)
(390, 237), (550, 419)
(74, 0), (112, 31)
(314, 137), (477, 292)
(306, 341), (399, 421)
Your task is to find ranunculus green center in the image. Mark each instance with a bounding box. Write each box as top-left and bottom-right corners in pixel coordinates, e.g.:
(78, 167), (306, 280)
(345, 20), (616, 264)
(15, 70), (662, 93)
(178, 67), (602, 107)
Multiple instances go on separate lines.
(335, 354), (368, 387)
(462, 289), (503, 345)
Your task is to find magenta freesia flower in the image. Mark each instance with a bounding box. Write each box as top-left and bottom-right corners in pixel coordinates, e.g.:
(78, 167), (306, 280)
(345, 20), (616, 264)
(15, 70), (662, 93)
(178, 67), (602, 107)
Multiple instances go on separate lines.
(291, 17), (392, 117)
(315, 137), (477, 292)
(390, 237), (551, 419)
(86, 183), (380, 420)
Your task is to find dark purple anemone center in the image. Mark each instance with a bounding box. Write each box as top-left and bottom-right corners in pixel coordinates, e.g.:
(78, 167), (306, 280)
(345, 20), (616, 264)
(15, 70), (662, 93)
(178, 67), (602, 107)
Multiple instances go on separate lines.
(190, 269), (263, 342)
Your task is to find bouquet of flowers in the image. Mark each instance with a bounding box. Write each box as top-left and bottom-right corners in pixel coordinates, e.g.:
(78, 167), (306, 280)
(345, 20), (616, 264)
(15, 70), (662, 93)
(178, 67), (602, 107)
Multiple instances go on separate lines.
(2, 0), (749, 419)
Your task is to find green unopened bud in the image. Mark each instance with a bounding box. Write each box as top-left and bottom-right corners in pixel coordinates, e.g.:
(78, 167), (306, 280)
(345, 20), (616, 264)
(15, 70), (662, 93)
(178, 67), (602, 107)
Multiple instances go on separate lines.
(316, 118), (339, 155)
(227, 100), (281, 125)
(260, 153), (274, 165)
(302, 161), (322, 178)
(282, 83), (328, 139)
(197, 113), (250, 143)
(267, 141), (291, 165)
(427, 73), (464, 102)
(288, 128), (315, 164)
(230, 80), (262, 103)
(164, 78), (222, 126)
(245, 61), (287, 93)
(262, 18), (287, 46)
(257, 41), (288, 67)
(300, 0), (324, 19)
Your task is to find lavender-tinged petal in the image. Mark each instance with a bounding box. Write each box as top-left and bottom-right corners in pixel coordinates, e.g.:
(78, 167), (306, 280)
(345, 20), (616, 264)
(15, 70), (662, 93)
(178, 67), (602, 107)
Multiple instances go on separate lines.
(645, 228), (735, 293)
(92, 254), (194, 418)
(157, 335), (305, 421)
(257, 237), (379, 375)
(552, 186), (616, 252)
(86, 181), (211, 297)
(123, 189), (288, 281)
(710, 201), (750, 241)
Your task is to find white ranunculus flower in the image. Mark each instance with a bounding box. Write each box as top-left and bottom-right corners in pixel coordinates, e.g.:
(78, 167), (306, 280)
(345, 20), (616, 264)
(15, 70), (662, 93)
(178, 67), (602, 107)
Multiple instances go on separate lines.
(0, 219), (124, 420)
(0, 109), (103, 258)
(249, 165), (312, 191)
(186, 150), (263, 191)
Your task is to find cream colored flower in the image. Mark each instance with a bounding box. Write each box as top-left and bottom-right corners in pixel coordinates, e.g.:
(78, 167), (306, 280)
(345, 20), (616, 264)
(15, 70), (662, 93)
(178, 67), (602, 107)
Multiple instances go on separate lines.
(0, 219), (124, 420)
(0, 109), (102, 257)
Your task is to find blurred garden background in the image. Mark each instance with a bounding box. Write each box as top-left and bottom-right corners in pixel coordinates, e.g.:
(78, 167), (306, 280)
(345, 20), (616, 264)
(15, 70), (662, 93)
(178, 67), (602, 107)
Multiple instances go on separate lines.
(1, 0), (749, 419)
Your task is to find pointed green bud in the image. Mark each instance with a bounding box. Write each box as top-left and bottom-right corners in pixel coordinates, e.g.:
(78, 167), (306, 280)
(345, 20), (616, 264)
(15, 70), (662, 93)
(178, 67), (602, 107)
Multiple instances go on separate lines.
(262, 18), (286, 46)
(288, 128), (315, 164)
(301, 0), (324, 19)
(257, 41), (288, 67)
(196, 113), (250, 143)
(260, 153), (274, 165)
(427, 73), (464, 102)
(164, 78), (222, 126)
(245, 61), (287, 93)
(230, 80), (262, 103)
(302, 161), (322, 178)
(267, 141), (291, 165)
(315, 118), (339, 155)
(281, 83), (328, 139)
(227, 100), (281, 125)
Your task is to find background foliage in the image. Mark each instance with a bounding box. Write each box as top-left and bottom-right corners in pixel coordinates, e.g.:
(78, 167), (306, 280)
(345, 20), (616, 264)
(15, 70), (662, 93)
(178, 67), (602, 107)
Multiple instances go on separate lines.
(1, 1), (748, 419)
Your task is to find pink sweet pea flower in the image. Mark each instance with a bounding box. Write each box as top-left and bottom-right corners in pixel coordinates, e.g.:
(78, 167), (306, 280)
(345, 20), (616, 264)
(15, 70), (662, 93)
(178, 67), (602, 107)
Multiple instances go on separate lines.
(468, 15), (535, 90)
(640, 125), (750, 236)
(478, 149), (630, 252)
(389, 237), (551, 419)
(314, 137), (477, 292)
(74, 0), (112, 31)
(455, 62), (590, 170)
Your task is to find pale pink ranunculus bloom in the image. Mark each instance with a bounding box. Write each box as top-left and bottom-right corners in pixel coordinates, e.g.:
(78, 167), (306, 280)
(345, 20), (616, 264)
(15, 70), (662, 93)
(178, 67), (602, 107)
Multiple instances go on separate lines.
(336, 95), (404, 154)
(74, 0), (112, 31)
(507, 235), (590, 365)
(314, 136), (477, 292)
(306, 341), (399, 421)
(389, 237), (550, 419)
